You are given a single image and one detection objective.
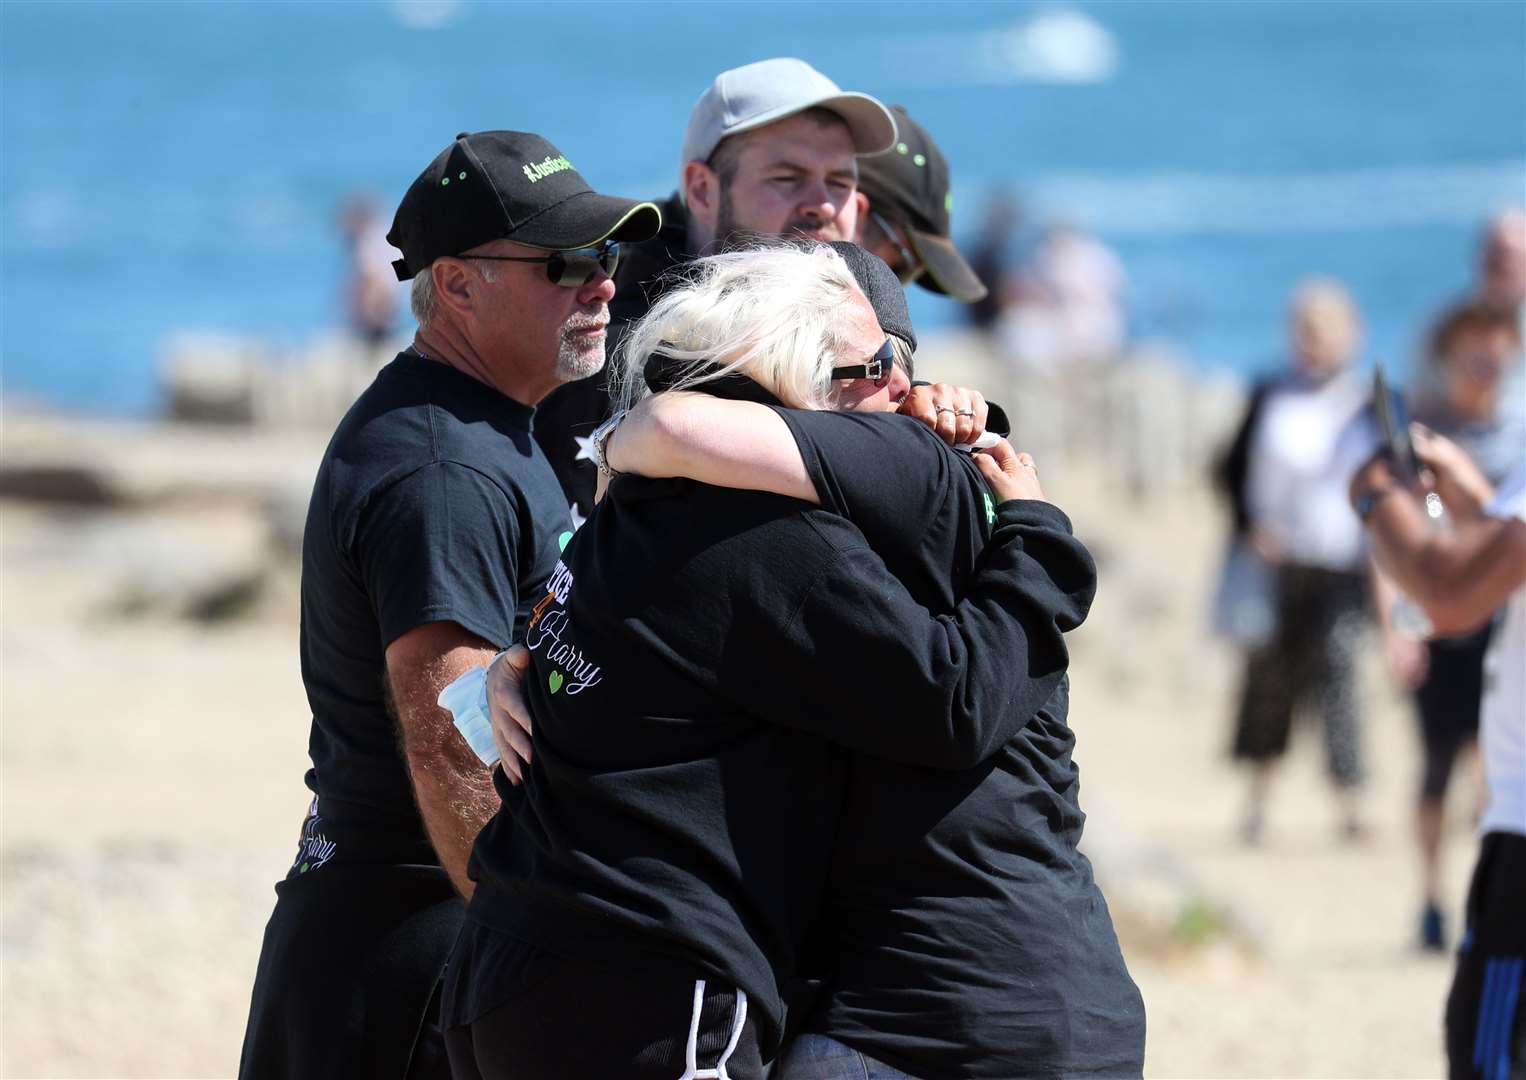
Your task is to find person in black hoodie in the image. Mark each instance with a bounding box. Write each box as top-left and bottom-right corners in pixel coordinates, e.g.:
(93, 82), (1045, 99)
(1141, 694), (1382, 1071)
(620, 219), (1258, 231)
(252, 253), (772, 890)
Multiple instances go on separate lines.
(536, 242), (1144, 1078)
(443, 243), (1100, 1078)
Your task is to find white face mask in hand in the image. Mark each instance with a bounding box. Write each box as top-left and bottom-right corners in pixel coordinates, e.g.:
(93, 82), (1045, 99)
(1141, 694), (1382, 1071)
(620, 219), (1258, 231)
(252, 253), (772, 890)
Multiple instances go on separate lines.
(437, 663), (502, 766)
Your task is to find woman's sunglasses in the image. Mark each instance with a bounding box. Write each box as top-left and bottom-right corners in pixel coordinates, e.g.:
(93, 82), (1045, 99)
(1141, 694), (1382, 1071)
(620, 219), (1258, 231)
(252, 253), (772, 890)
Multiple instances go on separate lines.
(467, 242), (621, 287)
(831, 338), (897, 389)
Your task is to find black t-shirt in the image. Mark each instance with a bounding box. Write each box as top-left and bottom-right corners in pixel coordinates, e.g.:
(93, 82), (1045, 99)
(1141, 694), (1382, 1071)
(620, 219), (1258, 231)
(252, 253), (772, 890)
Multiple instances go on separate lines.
(776, 409), (1146, 1079)
(458, 420), (1096, 1054)
(297, 351), (570, 864)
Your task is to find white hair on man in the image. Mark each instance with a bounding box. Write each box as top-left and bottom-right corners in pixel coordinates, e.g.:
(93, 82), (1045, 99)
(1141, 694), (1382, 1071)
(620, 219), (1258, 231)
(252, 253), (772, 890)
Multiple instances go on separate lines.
(611, 243), (865, 413)
(410, 261), (497, 329)
(409, 273), (437, 329)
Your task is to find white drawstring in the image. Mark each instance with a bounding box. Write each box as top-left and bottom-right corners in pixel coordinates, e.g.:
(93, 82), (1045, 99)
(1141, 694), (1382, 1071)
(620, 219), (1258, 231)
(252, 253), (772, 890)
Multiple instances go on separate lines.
(714, 988), (748, 1079)
(674, 979), (749, 1080)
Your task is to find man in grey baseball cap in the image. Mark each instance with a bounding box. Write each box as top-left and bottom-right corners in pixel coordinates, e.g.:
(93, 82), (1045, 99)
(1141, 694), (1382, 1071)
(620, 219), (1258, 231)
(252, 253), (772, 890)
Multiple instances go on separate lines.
(534, 57), (898, 517)
(680, 56), (896, 253)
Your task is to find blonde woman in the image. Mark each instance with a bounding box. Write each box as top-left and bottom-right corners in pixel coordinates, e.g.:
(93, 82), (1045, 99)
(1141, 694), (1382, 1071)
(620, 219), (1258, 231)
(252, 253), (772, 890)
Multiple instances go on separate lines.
(444, 245), (1128, 1079)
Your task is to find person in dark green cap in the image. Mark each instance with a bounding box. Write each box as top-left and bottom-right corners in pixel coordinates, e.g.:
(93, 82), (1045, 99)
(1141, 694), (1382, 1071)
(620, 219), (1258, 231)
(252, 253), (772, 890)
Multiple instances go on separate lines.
(854, 104), (990, 305)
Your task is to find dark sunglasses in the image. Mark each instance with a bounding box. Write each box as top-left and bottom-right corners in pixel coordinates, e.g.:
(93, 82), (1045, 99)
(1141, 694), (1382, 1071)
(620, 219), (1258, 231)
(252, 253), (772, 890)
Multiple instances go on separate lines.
(831, 338), (896, 388)
(467, 242), (620, 287)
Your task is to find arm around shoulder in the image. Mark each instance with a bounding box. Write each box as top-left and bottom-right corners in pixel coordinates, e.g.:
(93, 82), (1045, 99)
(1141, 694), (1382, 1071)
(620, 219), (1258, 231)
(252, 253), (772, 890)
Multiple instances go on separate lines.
(607, 392), (818, 503)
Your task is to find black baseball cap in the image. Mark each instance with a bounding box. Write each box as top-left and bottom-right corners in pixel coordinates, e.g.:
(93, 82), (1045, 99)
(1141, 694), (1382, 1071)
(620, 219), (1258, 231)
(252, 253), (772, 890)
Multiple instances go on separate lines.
(827, 241), (916, 352)
(387, 130), (662, 281)
(857, 106), (988, 303)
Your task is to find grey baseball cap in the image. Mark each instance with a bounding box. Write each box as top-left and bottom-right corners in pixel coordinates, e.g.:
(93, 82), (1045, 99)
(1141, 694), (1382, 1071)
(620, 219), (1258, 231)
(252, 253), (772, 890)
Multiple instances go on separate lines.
(681, 58), (898, 170)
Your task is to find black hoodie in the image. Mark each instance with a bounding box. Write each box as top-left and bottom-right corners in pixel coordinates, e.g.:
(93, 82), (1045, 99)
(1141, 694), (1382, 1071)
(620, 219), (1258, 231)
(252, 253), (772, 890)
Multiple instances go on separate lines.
(775, 406), (1147, 1079)
(460, 379), (1095, 1056)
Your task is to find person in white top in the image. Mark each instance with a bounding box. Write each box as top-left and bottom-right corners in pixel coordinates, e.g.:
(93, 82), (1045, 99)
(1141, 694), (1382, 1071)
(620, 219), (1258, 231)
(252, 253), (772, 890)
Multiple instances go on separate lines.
(1227, 278), (1374, 843)
(1351, 427), (1526, 1080)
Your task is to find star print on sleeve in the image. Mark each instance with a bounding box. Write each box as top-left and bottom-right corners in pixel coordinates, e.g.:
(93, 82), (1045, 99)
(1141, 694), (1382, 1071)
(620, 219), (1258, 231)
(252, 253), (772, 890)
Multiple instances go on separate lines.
(573, 435), (597, 465)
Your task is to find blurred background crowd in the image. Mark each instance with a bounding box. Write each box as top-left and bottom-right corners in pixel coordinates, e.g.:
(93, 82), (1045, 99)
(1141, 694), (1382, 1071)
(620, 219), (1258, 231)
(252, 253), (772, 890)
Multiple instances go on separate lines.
(2, 2), (1522, 1076)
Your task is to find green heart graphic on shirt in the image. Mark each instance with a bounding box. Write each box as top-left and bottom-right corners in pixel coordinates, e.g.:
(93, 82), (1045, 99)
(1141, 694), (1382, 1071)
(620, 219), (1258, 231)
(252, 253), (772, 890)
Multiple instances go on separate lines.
(558, 531), (573, 552)
(549, 670), (564, 694)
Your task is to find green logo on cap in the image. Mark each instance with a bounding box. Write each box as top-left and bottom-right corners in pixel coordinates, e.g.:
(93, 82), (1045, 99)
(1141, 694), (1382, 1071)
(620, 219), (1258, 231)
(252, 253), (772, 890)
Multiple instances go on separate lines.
(913, 153), (927, 167)
(522, 155), (574, 183)
(896, 142), (909, 155)
(945, 192), (954, 214)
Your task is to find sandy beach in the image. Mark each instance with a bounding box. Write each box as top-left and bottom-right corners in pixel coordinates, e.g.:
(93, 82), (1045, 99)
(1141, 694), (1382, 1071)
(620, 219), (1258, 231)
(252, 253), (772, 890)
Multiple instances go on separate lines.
(1, 397), (1467, 1079)
(6, 1), (1520, 1075)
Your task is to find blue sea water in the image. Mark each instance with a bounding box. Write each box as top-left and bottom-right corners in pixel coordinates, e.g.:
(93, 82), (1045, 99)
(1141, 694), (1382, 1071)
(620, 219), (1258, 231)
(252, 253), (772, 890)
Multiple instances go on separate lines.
(2, 0), (1523, 414)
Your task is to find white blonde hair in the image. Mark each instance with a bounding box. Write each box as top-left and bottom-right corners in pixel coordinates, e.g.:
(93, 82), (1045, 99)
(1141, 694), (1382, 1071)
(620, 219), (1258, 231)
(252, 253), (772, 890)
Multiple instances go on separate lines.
(610, 244), (866, 412)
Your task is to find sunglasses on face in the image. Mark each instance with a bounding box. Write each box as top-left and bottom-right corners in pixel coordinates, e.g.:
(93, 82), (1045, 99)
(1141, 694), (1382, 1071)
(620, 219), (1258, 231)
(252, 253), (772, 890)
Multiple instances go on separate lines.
(831, 338), (897, 388)
(467, 242), (620, 287)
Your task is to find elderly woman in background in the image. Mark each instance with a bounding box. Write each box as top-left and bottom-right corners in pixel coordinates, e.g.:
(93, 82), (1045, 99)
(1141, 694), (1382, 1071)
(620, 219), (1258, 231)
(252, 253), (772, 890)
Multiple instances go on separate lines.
(1218, 278), (1374, 844)
(441, 244), (1115, 1079)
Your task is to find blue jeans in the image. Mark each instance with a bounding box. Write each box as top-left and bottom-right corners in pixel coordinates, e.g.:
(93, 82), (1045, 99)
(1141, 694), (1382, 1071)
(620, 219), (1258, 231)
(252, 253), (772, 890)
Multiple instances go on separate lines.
(775, 1034), (921, 1080)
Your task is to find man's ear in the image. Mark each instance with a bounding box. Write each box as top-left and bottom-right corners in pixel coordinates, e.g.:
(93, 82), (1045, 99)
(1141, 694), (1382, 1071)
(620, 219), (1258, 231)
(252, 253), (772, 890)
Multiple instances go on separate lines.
(431, 257), (476, 319)
(683, 160), (719, 220)
(852, 191), (871, 244)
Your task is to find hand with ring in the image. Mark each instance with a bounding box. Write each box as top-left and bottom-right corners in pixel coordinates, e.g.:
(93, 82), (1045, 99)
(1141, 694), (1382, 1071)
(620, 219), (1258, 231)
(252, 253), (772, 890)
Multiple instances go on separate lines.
(899, 382), (988, 446)
(974, 440), (1047, 504)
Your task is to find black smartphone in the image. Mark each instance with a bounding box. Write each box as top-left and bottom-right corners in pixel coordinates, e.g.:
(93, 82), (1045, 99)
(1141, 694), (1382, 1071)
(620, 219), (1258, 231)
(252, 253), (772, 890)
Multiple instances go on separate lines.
(1372, 361), (1418, 483)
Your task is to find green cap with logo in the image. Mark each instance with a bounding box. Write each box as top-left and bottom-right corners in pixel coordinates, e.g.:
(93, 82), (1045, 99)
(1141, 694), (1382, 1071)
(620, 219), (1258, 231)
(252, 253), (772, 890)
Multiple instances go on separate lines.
(388, 130), (662, 281)
(857, 106), (987, 303)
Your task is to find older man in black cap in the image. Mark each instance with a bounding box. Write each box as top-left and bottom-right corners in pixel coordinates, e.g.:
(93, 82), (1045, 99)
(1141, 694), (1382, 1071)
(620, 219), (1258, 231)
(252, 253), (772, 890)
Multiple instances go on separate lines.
(237, 130), (659, 1080)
